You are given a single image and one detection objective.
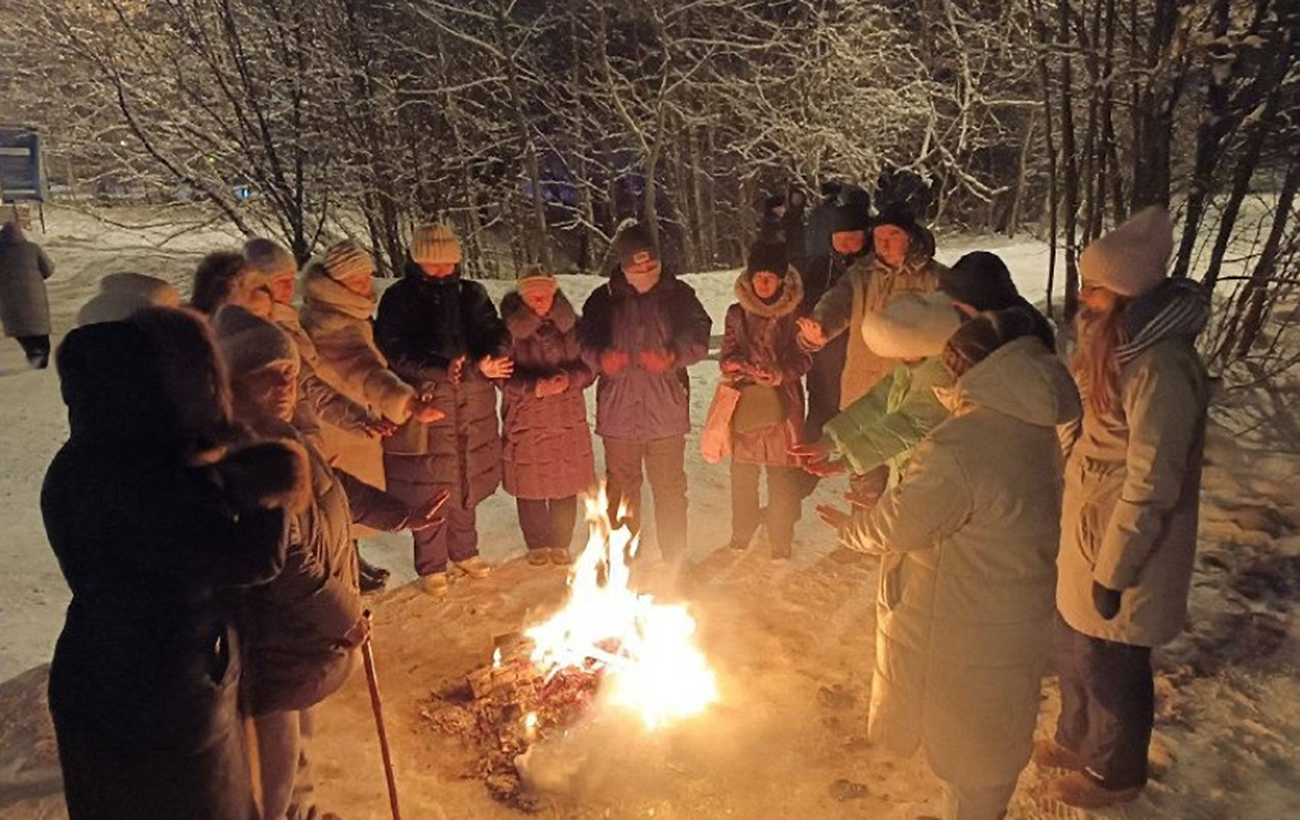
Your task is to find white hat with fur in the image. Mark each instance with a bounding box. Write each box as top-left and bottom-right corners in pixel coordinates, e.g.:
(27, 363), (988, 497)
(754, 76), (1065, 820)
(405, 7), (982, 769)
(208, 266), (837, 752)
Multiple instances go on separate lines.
(861, 291), (963, 360)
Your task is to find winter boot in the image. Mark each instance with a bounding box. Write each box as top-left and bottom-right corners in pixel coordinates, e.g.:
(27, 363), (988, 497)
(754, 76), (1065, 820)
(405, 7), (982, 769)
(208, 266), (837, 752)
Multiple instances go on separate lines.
(1046, 772), (1141, 809)
(418, 572), (449, 597)
(358, 555), (390, 583)
(455, 556), (493, 579)
(548, 547), (573, 565)
(359, 567), (387, 594)
(526, 549), (550, 567)
(1032, 738), (1084, 771)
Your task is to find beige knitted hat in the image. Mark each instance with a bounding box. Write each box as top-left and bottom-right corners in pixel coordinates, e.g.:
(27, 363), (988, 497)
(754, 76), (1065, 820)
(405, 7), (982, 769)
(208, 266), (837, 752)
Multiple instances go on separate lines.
(1079, 206), (1174, 297)
(323, 239), (373, 281)
(861, 292), (963, 360)
(213, 305), (298, 378)
(516, 264), (558, 297)
(410, 223), (462, 266)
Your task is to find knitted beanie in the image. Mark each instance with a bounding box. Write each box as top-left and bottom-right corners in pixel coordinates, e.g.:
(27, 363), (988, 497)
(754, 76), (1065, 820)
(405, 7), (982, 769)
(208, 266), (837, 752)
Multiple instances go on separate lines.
(1079, 206), (1173, 297)
(516, 265), (558, 297)
(612, 223), (659, 269)
(829, 187), (872, 234)
(873, 201), (920, 236)
(213, 305), (297, 378)
(77, 273), (181, 327)
(940, 251), (1020, 311)
(860, 292), (962, 360)
(323, 239), (373, 282)
(942, 306), (1041, 378)
(745, 241), (789, 278)
(243, 238), (296, 280)
(410, 223), (463, 266)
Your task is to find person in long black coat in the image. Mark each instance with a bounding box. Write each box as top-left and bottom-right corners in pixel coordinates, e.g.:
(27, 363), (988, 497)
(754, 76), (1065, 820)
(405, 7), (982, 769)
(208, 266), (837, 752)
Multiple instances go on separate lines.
(42, 307), (306, 820)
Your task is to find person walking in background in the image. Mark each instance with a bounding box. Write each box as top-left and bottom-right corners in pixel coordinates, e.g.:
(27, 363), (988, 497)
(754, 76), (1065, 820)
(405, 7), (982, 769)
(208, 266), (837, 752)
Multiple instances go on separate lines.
(214, 306), (444, 820)
(825, 308), (1082, 820)
(376, 223), (511, 596)
(797, 202), (945, 509)
(1041, 207), (1211, 809)
(719, 241), (811, 559)
(43, 307), (300, 820)
(797, 187), (871, 442)
(190, 250), (273, 318)
(0, 220), (56, 368)
(578, 222), (711, 566)
(500, 267), (596, 566)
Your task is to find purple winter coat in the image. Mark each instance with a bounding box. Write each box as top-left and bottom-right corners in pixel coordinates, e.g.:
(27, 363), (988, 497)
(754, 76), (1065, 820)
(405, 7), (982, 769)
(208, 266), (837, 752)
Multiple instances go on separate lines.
(721, 269), (812, 466)
(577, 269), (712, 442)
(500, 291), (596, 500)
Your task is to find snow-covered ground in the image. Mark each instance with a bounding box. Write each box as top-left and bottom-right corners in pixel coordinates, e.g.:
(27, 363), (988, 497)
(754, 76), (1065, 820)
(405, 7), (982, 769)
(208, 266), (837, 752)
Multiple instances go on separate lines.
(1, 205), (1296, 819)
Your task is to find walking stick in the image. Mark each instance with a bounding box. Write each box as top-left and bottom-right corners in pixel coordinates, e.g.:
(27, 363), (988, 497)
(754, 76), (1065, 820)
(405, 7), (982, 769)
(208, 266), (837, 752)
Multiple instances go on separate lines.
(361, 610), (403, 820)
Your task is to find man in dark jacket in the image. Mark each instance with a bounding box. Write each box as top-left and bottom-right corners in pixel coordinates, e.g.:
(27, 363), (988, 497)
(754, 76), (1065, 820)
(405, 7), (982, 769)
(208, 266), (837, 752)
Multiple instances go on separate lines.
(375, 223), (512, 596)
(578, 222), (711, 564)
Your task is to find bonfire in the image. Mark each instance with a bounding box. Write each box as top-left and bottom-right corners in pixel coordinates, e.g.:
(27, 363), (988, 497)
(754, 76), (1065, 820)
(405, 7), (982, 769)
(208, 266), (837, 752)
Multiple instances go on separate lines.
(422, 487), (718, 810)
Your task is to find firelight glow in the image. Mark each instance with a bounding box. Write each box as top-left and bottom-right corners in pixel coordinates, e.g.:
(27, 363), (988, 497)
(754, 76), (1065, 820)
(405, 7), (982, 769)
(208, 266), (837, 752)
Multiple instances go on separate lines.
(524, 487), (719, 730)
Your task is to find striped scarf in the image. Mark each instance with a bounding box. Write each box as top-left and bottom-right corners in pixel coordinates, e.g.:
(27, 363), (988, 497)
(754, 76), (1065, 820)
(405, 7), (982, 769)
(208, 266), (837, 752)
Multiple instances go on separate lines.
(1116, 277), (1210, 365)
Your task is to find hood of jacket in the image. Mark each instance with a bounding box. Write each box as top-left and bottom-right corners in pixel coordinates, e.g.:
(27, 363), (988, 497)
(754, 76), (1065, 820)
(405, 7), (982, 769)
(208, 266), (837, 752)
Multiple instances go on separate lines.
(943, 336), (1081, 427)
(733, 266), (804, 319)
(501, 289), (577, 338)
(303, 261), (376, 321)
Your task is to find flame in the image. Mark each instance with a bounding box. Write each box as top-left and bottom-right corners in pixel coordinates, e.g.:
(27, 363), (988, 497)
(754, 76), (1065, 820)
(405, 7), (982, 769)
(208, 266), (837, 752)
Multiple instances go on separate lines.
(525, 488), (718, 729)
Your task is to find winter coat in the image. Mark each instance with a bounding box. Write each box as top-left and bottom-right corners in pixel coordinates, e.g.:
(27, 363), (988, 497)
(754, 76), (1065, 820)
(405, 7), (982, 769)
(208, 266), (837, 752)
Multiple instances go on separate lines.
(811, 251), (944, 409)
(577, 268), (712, 442)
(500, 290), (596, 500)
(375, 261), (507, 508)
(1058, 337), (1208, 648)
(240, 422), (383, 716)
(822, 358), (952, 483)
(299, 266), (416, 488)
(798, 250), (862, 440)
(42, 320), (290, 820)
(719, 269), (812, 466)
(0, 223), (55, 337)
(840, 336), (1082, 787)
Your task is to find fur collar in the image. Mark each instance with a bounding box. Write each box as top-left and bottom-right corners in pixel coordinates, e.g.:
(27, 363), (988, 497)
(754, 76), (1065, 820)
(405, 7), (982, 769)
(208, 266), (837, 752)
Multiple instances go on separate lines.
(733, 267), (804, 319)
(302, 262), (375, 321)
(502, 290), (577, 338)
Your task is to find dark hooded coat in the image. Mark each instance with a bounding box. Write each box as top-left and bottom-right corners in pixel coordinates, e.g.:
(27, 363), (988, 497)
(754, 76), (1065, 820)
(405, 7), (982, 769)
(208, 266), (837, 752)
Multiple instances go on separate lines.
(375, 260), (508, 508)
(0, 222), (55, 337)
(42, 318), (290, 820)
(500, 290), (596, 500)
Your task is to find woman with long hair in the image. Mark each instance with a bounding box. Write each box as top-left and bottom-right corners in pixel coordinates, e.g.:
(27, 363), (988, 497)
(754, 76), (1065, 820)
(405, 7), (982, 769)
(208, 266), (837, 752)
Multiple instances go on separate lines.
(1039, 207), (1211, 809)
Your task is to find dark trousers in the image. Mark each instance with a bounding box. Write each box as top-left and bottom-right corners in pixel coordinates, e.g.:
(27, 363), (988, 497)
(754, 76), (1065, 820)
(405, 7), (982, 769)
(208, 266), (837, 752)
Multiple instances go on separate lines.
(16, 334), (50, 368)
(730, 461), (803, 556)
(603, 435), (688, 562)
(516, 496), (578, 551)
(383, 482), (479, 576)
(1053, 617), (1154, 791)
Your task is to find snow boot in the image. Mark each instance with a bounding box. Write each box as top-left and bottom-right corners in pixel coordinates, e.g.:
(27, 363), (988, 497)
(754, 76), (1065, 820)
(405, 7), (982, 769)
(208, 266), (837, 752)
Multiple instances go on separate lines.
(455, 556), (493, 579)
(1032, 738), (1084, 771)
(358, 555), (390, 583)
(527, 549), (550, 566)
(359, 568), (387, 594)
(548, 547), (573, 565)
(418, 572), (449, 597)
(1046, 772), (1141, 808)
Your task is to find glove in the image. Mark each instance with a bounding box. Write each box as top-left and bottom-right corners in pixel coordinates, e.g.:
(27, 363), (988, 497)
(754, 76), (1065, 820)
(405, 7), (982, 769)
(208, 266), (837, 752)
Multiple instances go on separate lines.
(639, 349), (676, 373)
(1092, 581), (1122, 620)
(600, 350), (630, 375)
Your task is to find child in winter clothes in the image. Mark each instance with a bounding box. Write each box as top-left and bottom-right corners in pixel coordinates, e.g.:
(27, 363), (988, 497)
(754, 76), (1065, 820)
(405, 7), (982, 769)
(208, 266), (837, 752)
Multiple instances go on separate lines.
(43, 307), (297, 820)
(720, 242), (811, 558)
(827, 307), (1082, 820)
(500, 267), (596, 565)
(577, 222), (712, 564)
(376, 223), (512, 595)
(215, 306), (444, 820)
(1043, 207), (1210, 809)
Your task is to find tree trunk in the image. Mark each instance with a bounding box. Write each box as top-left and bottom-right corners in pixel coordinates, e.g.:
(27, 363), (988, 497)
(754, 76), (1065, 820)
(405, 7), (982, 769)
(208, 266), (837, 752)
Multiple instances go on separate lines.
(496, 2), (549, 267)
(1227, 157), (1300, 359)
(1057, 0), (1080, 321)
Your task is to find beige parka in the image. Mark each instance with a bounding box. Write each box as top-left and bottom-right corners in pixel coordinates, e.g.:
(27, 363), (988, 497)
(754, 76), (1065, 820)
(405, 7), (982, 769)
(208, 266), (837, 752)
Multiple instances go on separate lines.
(841, 336), (1082, 787)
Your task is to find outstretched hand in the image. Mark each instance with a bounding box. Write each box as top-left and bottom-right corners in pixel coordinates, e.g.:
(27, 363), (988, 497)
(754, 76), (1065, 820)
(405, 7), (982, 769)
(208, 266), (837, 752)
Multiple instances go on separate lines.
(408, 489), (450, 531)
(479, 355), (515, 380)
(797, 317), (827, 349)
(815, 504), (852, 532)
(362, 416), (399, 438)
(410, 398), (445, 424)
(789, 441), (845, 477)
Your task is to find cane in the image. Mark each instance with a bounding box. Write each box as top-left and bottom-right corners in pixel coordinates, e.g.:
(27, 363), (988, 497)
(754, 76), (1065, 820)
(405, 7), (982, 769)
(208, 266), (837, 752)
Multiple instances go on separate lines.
(362, 610), (403, 820)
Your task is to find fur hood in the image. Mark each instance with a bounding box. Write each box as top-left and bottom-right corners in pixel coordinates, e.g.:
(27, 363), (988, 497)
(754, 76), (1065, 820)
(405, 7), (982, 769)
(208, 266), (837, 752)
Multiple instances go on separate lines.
(733, 266), (804, 319)
(501, 290), (578, 338)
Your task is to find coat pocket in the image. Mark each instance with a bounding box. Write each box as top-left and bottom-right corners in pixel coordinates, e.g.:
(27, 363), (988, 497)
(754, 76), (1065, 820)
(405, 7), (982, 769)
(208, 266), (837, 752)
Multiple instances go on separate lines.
(1076, 460), (1123, 562)
(879, 554), (904, 611)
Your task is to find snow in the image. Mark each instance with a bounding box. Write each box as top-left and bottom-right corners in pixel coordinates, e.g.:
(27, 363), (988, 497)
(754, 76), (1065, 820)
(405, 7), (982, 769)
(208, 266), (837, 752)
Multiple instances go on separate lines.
(1, 206), (1297, 819)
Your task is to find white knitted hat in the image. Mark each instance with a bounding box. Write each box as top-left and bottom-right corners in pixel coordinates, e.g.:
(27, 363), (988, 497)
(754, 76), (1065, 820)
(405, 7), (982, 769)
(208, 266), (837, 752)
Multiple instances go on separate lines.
(77, 273), (181, 327)
(323, 239), (373, 281)
(410, 223), (462, 266)
(1079, 206), (1174, 297)
(861, 292), (962, 360)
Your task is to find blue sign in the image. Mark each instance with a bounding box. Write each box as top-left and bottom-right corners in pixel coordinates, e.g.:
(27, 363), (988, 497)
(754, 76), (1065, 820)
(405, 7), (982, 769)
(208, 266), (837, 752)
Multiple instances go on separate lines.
(0, 128), (46, 202)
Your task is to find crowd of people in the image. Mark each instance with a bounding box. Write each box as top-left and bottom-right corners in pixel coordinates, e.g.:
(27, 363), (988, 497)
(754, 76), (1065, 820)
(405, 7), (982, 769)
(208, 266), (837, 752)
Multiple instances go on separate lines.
(6, 188), (1211, 820)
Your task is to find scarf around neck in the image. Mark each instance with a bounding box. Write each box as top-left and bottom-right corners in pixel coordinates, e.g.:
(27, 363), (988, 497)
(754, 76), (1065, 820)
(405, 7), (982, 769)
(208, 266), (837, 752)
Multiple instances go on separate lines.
(1116, 277), (1210, 365)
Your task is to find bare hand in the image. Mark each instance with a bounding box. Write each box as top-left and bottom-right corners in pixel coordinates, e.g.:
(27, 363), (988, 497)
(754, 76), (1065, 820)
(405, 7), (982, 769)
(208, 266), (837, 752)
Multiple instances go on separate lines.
(362, 417), (399, 438)
(750, 366), (781, 386)
(815, 504), (852, 531)
(797, 317), (827, 348)
(535, 372), (570, 398)
(479, 355), (515, 380)
(409, 489), (450, 531)
(639, 349), (676, 374)
(600, 350), (631, 375)
(410, 398), (445, 424)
